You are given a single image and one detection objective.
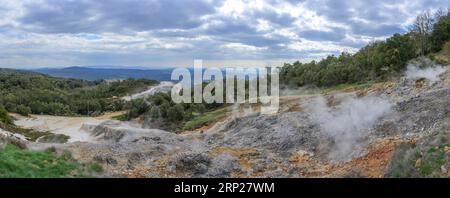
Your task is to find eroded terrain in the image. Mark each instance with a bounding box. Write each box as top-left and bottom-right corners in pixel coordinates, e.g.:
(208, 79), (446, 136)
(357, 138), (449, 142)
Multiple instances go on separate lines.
(3, 65), (450, 178)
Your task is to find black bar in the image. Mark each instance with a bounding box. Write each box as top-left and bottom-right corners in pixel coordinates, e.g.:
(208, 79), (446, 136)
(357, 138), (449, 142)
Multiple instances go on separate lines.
(0, 178), (449, 196)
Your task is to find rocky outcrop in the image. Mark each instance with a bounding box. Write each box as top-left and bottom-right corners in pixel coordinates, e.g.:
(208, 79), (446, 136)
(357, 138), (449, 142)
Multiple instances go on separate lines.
(0, 129), (27, 149)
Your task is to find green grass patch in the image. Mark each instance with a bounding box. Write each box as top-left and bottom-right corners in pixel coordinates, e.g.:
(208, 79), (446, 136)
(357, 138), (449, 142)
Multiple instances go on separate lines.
(183, 107), (228, 131)
(419, 144), (449, 176)
(111, 113), (129, 121)
(0, 144), (102, 178)
(321, 82), (375, 93)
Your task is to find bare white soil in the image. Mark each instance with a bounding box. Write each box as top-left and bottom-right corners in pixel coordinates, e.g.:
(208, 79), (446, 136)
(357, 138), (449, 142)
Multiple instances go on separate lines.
(122, 81), (173, 101)
(11, 113), (119, 143)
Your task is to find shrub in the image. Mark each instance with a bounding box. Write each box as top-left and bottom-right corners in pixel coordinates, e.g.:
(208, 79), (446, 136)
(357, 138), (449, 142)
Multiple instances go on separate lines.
(0, 106), (12, 125)
(16, 105), (31, 116)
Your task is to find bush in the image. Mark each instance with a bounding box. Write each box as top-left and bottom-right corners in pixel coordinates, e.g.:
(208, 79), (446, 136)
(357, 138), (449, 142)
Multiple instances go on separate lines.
(16, 105), (31, 116)
(0, 106), (12, 125)
(430, 13), (450, 52)
(387, 141), (450, 178)
(126, 99), (149, 120)
(385, 143), (421, 178)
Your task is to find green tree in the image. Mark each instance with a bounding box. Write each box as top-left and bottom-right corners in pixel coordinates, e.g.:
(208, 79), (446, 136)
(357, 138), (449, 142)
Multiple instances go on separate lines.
(16, 105), (32, 116)
(430, 11), (450, 52)
(0, 106), (13, 125)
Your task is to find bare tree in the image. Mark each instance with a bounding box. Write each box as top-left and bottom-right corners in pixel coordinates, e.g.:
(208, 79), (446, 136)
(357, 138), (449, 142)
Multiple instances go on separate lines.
(434, 8), (450, 20)
(434, 8), (445, 19)
(412, 10), (434, 56)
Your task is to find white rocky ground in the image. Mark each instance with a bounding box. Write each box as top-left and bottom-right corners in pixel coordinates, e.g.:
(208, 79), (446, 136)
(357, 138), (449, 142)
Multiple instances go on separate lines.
(11, 112), (124, 142)
(122, 81), (173, 101)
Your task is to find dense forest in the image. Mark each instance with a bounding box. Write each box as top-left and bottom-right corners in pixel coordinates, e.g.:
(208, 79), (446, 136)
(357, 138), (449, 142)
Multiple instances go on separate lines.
(280, 10), (450, 87)
(0, 69), (157, 116)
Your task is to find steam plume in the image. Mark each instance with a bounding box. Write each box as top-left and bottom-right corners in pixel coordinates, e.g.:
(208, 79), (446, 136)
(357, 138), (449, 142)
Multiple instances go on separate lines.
(304, 94), (392, 161)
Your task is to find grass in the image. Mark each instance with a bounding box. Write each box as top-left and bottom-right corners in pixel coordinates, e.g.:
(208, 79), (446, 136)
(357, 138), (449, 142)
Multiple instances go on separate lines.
(419, 144), (449, 176)
(0, 144), (102, 178)
(183, 107), (228, 131)
(321, 81), (375, 93)
(112, 113), (129, 121)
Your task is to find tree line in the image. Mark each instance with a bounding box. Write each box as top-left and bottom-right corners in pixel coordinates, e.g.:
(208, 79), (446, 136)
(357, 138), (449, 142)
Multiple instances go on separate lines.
(281, 9), (450, 87)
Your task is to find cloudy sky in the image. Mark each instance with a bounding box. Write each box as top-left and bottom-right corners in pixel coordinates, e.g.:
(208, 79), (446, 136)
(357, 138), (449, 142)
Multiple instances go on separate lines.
(0, 0), (448, 68)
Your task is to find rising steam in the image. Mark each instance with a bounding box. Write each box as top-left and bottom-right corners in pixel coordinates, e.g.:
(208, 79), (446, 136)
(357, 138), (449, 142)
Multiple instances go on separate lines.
(304, 94), (392, 161)
(405, 58), (445, 83)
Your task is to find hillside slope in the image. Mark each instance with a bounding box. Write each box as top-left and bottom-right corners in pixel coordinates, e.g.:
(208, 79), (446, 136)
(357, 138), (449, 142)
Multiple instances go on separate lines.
(19, 57), (448, 178)
(0, 68), (157, 116)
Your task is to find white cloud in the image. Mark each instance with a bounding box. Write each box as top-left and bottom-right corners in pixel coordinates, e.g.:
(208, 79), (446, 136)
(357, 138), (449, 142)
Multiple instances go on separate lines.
(222, 42), (268, 52)
(288, 39), (358, 53)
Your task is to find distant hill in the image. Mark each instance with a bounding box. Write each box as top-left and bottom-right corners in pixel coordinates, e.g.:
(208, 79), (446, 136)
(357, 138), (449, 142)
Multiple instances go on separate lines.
(33, 66), (174, 81)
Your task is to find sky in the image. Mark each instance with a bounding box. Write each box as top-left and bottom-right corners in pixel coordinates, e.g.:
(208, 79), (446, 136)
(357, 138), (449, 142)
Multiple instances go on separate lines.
(0, 0), (448, 68)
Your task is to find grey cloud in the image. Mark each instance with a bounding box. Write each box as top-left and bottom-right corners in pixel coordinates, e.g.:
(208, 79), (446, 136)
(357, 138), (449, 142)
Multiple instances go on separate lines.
(299, 28), (347, 41)
(205, 17), (257, 36)
(20, 0), (96, 33)
(251, 8), (297, 27)
(151, 30), (197, 38)
(351, 23), (405, 37)
(19, 0), (217, 33)
(303, 0), (410, 37)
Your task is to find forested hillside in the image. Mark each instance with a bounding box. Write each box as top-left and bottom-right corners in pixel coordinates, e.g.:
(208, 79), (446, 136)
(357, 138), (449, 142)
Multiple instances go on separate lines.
(281, 10), (450, 87)
(0, 69), (157, 116)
